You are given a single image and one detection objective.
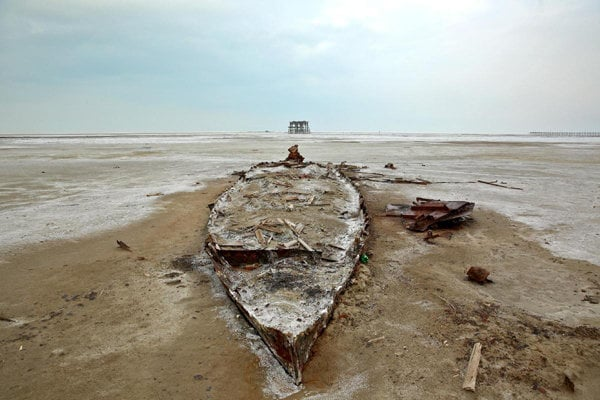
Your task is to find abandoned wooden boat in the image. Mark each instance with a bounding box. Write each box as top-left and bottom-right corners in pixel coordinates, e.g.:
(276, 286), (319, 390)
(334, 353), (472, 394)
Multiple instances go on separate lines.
(205, 148), (369, 384)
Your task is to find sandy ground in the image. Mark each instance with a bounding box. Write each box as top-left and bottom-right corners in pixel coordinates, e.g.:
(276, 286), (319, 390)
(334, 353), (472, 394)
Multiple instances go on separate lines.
(1, 173), (599, 399)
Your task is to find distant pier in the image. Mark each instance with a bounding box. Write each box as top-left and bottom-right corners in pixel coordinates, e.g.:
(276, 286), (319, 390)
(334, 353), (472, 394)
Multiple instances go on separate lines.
(530, 131), (600, 137)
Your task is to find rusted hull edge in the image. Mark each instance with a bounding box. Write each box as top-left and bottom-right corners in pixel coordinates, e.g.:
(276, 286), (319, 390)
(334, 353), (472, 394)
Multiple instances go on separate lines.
(205, 163), (370, 384)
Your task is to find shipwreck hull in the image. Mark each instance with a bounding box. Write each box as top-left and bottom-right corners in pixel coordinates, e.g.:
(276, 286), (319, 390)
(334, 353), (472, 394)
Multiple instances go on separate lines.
(206, 161), (369, 383)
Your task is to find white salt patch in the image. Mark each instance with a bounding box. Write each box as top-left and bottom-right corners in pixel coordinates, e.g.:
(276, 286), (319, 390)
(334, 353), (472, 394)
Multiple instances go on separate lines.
(1, 132), (598, 265)
(301, 373), (367, 400)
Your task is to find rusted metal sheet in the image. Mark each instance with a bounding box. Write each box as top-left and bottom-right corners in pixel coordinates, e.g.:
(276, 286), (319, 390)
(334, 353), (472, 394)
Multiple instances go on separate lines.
(205, 147), (369, 384)
(386, 197), (474, 231)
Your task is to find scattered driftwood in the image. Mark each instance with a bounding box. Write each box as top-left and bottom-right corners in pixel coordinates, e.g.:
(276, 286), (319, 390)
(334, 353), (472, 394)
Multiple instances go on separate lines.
(0, 315), (15, 323)
(466, 266), (493, 284)
(367, 336), (385, 345)
(145, 192), (164, 197)
(478, 180), (523, 191)
(386, 198), (475, 232)
(336, 167), (524, 192)
(285, 144), (304, 163)
(390, 177), (431, 185)
(358, 176), (431, 185)
(462, 342), (482, 391)
(116, 240), (132, 251)
(582, 295), (599, 304)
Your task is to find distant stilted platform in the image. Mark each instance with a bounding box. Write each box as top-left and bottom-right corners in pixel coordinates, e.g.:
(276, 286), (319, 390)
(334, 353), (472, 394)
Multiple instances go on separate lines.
(288, 121), (310, 134)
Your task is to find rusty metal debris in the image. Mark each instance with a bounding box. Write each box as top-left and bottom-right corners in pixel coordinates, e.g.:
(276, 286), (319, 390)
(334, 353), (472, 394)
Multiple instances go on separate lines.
(285, 144), (304, 163)
(386, 197), (475, 232)
(205, 146), (369, 384)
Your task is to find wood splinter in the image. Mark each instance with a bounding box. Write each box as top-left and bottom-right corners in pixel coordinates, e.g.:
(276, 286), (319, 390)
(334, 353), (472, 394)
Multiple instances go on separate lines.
(462, 342), (482, 391)
(116, 240), (132, 251)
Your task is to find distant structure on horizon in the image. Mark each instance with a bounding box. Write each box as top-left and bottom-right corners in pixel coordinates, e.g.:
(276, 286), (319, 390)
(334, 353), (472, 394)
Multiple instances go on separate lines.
(288, 121), (310, 134)
(530, 131), (600, 137)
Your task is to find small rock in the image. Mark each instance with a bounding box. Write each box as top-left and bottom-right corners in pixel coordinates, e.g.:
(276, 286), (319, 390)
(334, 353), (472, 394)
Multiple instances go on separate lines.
(51, 348), (65, 357)
(564, 370), (576, 392)
(582, 295), (599, 304)
(466, 266), (492, 284)
(84, 291), (97, 300)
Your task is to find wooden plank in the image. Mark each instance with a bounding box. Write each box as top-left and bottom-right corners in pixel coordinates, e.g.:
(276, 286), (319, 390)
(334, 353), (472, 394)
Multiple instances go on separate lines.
(462, 342), (482, 391)
(296, 237), (314, 252)
(255, 229), (265, 246)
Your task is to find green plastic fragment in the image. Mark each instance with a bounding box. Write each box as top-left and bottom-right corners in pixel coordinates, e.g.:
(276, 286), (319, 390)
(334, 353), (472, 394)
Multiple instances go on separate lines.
(360, 254), (369, 264)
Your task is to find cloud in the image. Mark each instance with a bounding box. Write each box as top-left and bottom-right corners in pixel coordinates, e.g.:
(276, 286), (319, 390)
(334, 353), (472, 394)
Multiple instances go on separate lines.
(0, 0), (599, 132)
(312, 0), (488, 32)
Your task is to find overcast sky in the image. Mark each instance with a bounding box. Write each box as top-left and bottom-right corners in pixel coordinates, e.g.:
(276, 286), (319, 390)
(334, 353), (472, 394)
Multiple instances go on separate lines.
(1, 0), (599, 133)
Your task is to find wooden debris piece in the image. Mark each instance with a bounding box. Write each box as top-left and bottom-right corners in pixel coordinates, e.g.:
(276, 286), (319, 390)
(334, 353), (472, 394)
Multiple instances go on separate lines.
(256, 224), (283, 234)
(384, 163), (396, 170)
(391, 177), (431, 185)
(117, 240), (132, 251)
(424, 230), (441, 243)
(283, 219), (297, 232)
(282, 239), (298, 249)
(255, 229), (266, 246)
(321, 251), (342, 262)
(477, 180), (523, 191)
(146, 192), (164, 197)
(297, 237), (314, 252)
(367, 336), (385, 344)
(423, 230), (453, 243)
(462, 342), (482, 391)
(327, 243), (346, 251)
(219, 242), (245, 248)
